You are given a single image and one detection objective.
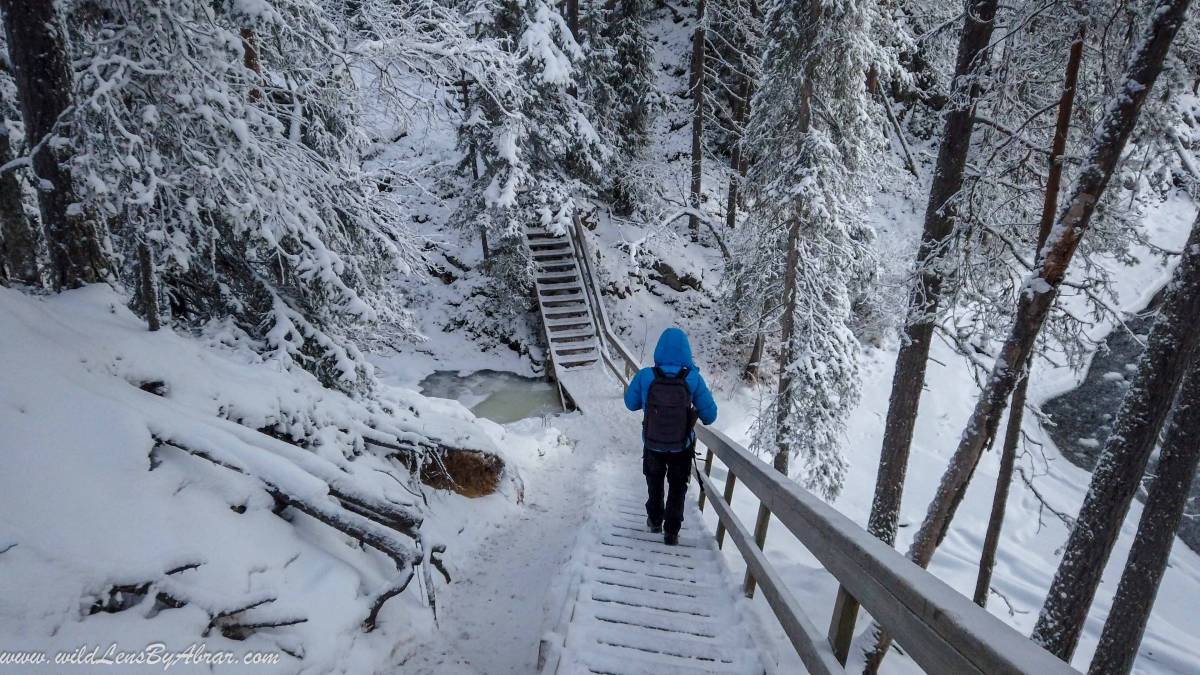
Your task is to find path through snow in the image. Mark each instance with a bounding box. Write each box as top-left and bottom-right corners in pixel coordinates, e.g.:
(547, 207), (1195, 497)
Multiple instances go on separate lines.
(401, 367), (641, 674)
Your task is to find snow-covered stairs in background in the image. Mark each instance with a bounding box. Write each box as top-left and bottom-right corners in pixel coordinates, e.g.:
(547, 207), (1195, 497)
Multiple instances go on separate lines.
(526, 224), (601, 370)
(539, 461), (766, 675)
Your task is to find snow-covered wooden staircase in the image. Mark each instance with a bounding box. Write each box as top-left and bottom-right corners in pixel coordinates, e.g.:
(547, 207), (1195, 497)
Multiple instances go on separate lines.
(526, 223), (602, 372)
(538, 459), (766, 675)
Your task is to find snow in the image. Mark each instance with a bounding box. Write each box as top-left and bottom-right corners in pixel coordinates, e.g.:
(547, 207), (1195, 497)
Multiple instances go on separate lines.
(0, 285), (542, 672)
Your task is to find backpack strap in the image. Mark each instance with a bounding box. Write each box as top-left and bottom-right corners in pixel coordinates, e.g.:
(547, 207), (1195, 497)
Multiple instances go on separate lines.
(652, 366), (667, 379)
(675, 367), (690, 380)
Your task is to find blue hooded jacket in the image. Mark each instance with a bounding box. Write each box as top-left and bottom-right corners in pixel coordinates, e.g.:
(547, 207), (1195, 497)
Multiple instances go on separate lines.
(624, 328), (718, 451)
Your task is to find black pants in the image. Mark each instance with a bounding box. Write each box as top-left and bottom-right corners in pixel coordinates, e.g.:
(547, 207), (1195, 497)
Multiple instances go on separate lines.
(643, 448), (692, 535)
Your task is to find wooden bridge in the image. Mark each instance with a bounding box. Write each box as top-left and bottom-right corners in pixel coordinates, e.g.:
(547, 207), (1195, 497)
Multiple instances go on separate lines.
(527, 216), (1081, 675)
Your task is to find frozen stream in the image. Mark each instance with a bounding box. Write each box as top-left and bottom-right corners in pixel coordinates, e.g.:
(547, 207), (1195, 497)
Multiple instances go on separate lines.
(419, 369), (564, 424)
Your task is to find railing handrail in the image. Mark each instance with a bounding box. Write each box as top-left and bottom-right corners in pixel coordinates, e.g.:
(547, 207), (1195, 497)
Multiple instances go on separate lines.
(571, 213), (640, 382)
(695, 425), (1080, 675)
(572, 210), (1073, 674)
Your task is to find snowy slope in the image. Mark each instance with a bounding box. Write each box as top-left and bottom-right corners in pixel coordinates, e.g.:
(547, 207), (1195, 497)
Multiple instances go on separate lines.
(0, 285), (555, 673)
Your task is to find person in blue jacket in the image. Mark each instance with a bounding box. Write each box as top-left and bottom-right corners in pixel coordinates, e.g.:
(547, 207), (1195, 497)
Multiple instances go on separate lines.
(624, 327), (717, 545)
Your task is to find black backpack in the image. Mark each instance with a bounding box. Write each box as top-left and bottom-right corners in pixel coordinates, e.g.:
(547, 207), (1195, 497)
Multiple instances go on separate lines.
(643, 367), (696, 452)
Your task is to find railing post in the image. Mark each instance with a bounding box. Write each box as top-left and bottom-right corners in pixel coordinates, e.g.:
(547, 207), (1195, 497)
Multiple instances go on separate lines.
(715, 470), (737, 549)
(698, 447), (714, 511)
(827, 585), (858, 665)
(743, 502), (771, 598)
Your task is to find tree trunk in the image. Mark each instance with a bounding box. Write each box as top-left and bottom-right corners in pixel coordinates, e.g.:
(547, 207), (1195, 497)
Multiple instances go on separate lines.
(864, 0), (1000, 549)
(241, 27), (263, 102)
(773, 218), (800, 478)
(972, 20), (1085, 609)
(971, 367), (1024, 607)
(1, 0), (106, 289)
(866, 1), (1191, 668)
(687, 0), (706, 241)
(0, 122), (37, 285)
(566, 0), (580, 41)
(769, 49), (814, 476)
(1087, 359), (1200, 675)
(743, 329), (764, 382)
(725, 76), (752, 231)
(137, 241), (161, 331)
(1033, 207), (1200, 659)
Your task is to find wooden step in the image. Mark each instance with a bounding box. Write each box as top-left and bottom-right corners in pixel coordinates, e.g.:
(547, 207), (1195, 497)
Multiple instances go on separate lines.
(548, 327), (596, 341)
(536, 269), (580, 283)
(536, 280), (583, 292)
(543, 300), (588, 310)
(547, 318), (593, 331)
(532, 252), (573, 262)
(539, 289), (585, 301)
(529, 239), (572, 251)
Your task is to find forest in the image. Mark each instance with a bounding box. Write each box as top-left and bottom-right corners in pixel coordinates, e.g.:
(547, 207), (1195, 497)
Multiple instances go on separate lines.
(0, 0), (1197, 673)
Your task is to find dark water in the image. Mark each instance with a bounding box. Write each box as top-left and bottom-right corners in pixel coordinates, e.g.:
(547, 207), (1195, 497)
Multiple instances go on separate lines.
(1041, 301), (1200, 554)
(418, 370), (564, 424)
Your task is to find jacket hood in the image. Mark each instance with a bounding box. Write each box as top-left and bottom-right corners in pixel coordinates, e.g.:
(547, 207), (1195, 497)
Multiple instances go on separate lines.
(653, 327), (696, 369)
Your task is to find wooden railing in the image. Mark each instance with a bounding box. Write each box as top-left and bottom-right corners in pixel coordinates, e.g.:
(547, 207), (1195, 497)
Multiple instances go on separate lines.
(571, 213), (639, 384)
(693, 427), (1080, 675)
(571, 233), (1080, 673)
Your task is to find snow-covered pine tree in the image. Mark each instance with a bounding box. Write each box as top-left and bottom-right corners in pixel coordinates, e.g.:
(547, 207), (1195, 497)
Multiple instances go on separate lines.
(60, 0), (512, 391)
(578, 0), (661, 214)
(740, 0), (892, 499)
(454, 0), (606, 314)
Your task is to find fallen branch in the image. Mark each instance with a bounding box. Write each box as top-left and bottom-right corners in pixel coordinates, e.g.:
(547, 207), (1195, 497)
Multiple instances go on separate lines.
(363, 571), (415, 633)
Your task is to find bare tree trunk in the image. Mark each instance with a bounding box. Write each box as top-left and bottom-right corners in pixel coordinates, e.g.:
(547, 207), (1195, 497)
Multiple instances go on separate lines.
(566, 0), (580, 41)
(1, 0), (106, 289)
(137, 241), (161, 331)
(241, 27), (263, 102)
(865, 0), (1000, 549)
(457, 73), (488, 259)
(1033, 208), (1200, 660)
(1087, 359), (1200, 675)
(725, 76), (752, 231)
(972, 367), (1024, 607)
(0, 122), (37, 285)
(866, 1), (1191, 669)
(743, 329), (764, 382)
(687, 0), (707, 241)
(972, 20), (1085, 609)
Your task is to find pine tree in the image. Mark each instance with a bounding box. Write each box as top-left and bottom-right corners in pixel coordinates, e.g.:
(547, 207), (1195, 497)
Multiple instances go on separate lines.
(579, 0), (661, 214)
(742, 0), (890, 499)
(457, 0), (607, 314)
(973, 16), (1087, 608)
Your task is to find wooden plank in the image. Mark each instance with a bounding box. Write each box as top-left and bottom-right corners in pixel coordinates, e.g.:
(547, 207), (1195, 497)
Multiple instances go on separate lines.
(827, 585), (858, 665)
(696, 427), (1080, 675)
(697, 469), (845, 675)
(743, 502), (770, 598)
(698, 447), (714, 511)
(716, 469), (737, 549)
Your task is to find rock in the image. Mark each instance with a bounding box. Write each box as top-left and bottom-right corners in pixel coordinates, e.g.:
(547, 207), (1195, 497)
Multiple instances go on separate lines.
(650, 260), (702, 293)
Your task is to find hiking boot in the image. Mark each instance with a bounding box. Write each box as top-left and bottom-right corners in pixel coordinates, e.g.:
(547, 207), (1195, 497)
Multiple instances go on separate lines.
(647, 518), (662, 534)
(664, 532), (679, 546)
